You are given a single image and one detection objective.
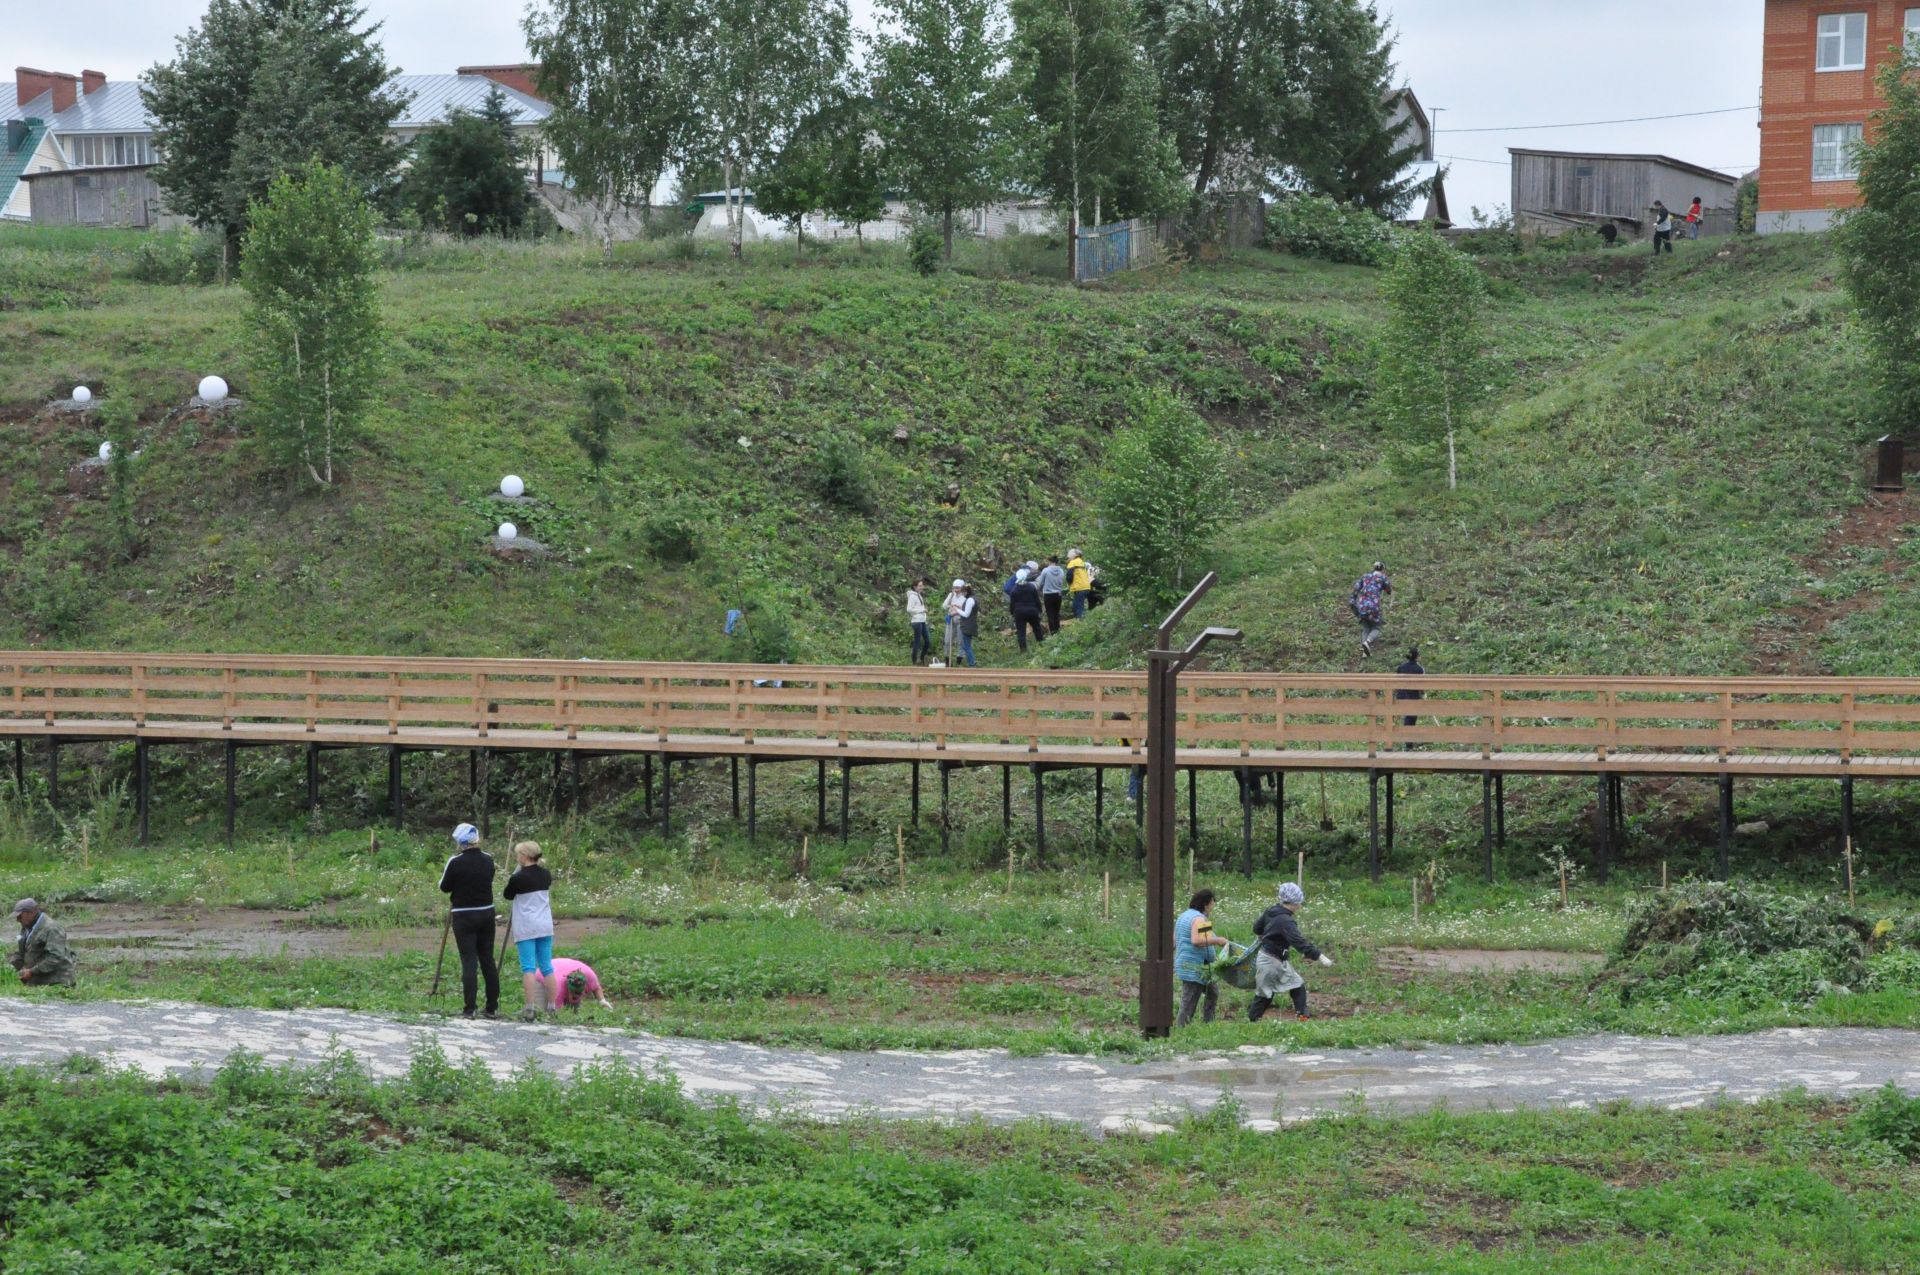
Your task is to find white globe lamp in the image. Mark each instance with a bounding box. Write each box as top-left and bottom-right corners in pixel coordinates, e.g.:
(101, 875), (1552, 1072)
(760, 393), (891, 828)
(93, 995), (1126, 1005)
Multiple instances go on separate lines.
(72, 386), (92, 404)
(98, 441), (112, 461)
(500, 475), (525, 499)
(497, 522), (518, 542)
(198, 375), (229, 405)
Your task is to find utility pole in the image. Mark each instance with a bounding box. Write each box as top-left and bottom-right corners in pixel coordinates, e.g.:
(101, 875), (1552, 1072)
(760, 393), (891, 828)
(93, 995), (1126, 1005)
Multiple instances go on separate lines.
(1140, 573), (1242, 1038)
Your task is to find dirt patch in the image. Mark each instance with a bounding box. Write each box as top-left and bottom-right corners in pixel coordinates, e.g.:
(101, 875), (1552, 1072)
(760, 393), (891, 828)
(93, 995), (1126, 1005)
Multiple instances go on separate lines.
(1378, 947), (1603, 975)
(63, 903), (625, 961)
(1755, 487), (1913, 674)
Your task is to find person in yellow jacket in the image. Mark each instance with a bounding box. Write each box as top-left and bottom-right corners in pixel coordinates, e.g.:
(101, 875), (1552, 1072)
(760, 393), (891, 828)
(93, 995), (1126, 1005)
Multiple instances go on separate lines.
(1066, 549), (1092, 619)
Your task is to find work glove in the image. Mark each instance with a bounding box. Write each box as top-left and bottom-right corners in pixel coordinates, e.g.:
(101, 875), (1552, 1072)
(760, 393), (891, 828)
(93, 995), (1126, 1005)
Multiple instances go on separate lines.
(1317, 954), (1334, 968)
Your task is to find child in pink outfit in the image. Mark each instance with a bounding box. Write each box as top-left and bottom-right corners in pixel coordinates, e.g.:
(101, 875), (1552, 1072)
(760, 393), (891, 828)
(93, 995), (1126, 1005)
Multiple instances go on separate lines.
(551, 957), (612, 1010)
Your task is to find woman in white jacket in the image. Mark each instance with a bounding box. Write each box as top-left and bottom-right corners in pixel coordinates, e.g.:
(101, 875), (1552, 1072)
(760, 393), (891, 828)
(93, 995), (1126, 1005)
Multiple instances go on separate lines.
(907, 577), (932, 664)
(502, 841), (556, 1021)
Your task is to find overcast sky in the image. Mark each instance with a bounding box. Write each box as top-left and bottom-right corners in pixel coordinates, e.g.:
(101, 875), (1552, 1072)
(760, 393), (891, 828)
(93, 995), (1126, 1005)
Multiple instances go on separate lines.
(12, 0), (1763, 217)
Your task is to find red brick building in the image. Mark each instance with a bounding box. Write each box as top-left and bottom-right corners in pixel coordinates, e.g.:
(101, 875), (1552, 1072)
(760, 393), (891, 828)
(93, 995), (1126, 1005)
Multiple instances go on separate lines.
(1760, 3), (1920, 231)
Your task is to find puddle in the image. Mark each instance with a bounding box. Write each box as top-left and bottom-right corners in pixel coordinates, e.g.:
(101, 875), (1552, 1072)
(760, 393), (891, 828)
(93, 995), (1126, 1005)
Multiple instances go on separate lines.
(1173, 1065), (1389, 1088)
(1378, 947), (1603, 975)
(61, 904), (623, 961)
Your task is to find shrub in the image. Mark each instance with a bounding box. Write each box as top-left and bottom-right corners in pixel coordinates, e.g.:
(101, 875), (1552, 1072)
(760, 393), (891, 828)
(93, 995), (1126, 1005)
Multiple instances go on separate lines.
(908, 221), (943, 276)
(10, 534), (93, 635)
(1854, 1083), (1920, 1160)
(638, 500), (700, 564)
(128, 229), (226, 284)
(1266, 193), (1394, 266)
(815, 433), (876, 513)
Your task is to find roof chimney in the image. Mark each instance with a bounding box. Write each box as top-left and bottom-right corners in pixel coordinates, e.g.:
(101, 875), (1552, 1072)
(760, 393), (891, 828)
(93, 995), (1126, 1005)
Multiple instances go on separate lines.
(15, 67), (78, 113)
(457, 64), (545, 101)
(82, 70), (106, 96)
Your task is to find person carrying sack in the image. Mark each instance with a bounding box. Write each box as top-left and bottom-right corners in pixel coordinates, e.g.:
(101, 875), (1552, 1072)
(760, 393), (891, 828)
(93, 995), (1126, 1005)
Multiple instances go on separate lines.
(439, 822), (500, 1019)
(1249, 882), (1332, 1022)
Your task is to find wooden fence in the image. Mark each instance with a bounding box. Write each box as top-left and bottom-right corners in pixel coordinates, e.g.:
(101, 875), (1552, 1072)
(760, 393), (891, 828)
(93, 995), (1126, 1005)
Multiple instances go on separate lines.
(5, 653), (1920, 775)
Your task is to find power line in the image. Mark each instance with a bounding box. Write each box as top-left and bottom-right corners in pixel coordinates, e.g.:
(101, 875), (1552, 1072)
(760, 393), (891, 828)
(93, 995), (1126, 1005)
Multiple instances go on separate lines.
(1442, 105), (1757, 134)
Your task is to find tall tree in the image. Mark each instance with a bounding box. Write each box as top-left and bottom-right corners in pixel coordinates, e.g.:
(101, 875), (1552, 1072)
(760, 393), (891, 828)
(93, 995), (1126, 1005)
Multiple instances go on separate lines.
(1141, 0), (1402, 211)
(144, 0), (408, 261)
(1837, 47), (1920, 430)
(524, 0), (700, 254)
(1011, 0), (1181, 236)
(401, 87), (536, 236)
(682, 0), (851, 258)
(872, 0), (1007, 259)
(754, 122), (833, 257)
(241, 160), (383, 489)
(1285, 1), (1426, 214)
(1376, 230), (1488, 490)
(1098, 388), (1230, 612)
(817, 92), (889, 243)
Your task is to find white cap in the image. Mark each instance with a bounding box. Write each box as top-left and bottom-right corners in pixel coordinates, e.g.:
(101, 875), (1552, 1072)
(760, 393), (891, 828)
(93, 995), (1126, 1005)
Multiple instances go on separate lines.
(1016, 569), (1029, 582)
(952, 578), (966, 589)
(452, 822), (480, 845)
(1025, 560), (1039, 571)
(1068, 548), (1081, 558)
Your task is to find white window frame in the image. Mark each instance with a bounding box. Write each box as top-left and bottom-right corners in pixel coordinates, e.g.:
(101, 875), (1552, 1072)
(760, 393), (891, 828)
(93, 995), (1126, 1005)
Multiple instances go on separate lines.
(1907, 7), (1920, 46)
(1816, 12), (1869, 71)
(1812, 122), (1864, 182)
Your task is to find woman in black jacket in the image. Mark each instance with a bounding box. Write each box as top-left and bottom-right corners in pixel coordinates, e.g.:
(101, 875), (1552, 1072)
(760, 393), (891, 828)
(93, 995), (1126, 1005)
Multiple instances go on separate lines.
(1009, 569), (1046, 652)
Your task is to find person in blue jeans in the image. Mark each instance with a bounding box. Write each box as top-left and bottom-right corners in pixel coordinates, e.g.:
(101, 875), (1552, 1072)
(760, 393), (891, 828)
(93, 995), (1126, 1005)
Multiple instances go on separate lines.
(1175, 888), (1230, 1026)
(954, 583), (980, 666)
(503, 840), (556, 1021)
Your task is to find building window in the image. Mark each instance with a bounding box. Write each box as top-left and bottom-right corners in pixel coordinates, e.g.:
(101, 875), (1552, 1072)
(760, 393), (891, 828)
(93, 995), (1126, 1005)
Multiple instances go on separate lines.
(1908, 8), (1920, 45)
(64, 134), (153, 168)
(1816, 12), (1868, 70)
(1812, 122), (1864, 181)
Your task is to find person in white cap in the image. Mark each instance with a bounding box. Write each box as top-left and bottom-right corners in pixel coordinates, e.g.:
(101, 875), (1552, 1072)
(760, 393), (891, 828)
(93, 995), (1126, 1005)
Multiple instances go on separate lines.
(1248, 881), (1331, 1022)
(942, 579), (978, 666)
(438, 822), (500, 1019)
(9, 899), (74, 987)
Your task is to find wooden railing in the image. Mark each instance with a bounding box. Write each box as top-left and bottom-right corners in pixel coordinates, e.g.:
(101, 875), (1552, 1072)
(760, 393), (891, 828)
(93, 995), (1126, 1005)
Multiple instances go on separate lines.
(4, 653), (1920, 772)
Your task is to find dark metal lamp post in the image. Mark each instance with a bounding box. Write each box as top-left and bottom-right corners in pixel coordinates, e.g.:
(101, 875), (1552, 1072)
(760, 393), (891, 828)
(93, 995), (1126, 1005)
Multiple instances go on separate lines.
(1140, 573), (1241, 1038)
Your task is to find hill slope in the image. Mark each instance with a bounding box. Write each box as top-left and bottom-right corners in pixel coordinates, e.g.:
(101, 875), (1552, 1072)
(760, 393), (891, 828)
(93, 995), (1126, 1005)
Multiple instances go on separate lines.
(0, 228), (1895, 682)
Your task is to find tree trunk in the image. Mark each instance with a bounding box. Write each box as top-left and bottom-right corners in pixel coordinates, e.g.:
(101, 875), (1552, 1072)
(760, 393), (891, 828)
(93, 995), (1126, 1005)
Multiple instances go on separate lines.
(943, 204), (954, 261)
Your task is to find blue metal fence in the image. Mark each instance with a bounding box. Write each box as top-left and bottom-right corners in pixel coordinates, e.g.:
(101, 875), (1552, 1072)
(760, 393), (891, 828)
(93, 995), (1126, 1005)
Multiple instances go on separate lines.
(1075, 220), (1135, 283)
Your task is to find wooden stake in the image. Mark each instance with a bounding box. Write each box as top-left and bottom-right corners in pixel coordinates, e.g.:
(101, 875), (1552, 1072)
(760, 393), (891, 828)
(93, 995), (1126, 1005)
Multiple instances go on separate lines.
(1297, 850), (1304, 891)
(1661, 860), (1669, 891)
(896, 826), (906, 887)
(800, 835), (810, 877)
(1559, 859), (1569, 910)
(1102, 871), (1111, 922)
(1412, 874), (1420, 925)
(1845, 836), (1855, 905)
(1007, 838), (1015, 893)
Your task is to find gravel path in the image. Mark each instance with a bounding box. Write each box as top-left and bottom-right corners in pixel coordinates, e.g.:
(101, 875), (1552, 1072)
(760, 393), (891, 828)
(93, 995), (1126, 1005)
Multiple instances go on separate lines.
(20, 999), (1919, 1133)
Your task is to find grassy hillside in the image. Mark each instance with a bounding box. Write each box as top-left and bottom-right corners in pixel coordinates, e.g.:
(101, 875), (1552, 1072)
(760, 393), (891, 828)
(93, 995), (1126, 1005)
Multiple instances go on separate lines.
(1, 226), (1884, 679)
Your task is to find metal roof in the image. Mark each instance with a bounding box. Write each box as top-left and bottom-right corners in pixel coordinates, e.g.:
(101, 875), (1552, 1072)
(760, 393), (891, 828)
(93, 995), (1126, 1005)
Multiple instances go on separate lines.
(390, 75), (551, 129)
(1506, 149), (1741, 185)
(2, 73), (551, 134)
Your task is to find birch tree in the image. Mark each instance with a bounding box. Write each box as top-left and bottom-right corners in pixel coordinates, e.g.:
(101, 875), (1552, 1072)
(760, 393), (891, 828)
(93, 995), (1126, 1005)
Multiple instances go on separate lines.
(525, 0), (700, 256)
(872, 0), (1007, 260)
(1011, 0), (1179, 244)
(1376, 230), (1488, 491)
(1098, 388), (1229, 612)
(684, 0), (851, 258)
(241, 161), (382, 489)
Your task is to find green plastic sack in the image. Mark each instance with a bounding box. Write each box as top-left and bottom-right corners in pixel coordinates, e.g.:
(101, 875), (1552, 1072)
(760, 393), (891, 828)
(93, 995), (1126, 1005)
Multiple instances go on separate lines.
(1211, 941), (1260, 991)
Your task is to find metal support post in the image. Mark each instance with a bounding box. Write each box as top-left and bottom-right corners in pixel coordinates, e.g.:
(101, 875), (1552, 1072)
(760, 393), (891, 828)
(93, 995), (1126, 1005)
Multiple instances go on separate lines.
(1385, 772), (1396, 851)
(388, 746), (403, 828)
(817, 759), (827, 832)
(731, 756), (741, 822)
(662, 755), (674, 837)
(136, 738), (150, 845)
(1187, 769), (1198, 856)
(911, 762), (921, 828)
(747, 758), (758, 844)
(1095, 767), (1105, 851)
(1717, 774), (1733, 880)
(224, 740), (237, 847)
(940, 762), (953, 854)
(1032, 765), (1046, 866)
(840, 758), (851, 844)
(1495, 773), (1506, 847)
(1002, 766), (1012, 836)
(1367, 768), (1380, 882)
(1275, 770), (1286, 867)
(1482, 771), (1494, 884)
(1593, 773), (1610, 884)
(306, 742), (319, 813)
(11, 739), (22, 798)
(1841, 774), (1854, 858)
(478, 748), (491, 838)
(1239, 768), (1253, 880)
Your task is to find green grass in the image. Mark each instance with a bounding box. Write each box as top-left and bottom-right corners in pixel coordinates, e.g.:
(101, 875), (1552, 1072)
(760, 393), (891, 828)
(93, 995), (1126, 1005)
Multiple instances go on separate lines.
(9, 809), (1917, 1055)
(7, 1052), (1918, 1271)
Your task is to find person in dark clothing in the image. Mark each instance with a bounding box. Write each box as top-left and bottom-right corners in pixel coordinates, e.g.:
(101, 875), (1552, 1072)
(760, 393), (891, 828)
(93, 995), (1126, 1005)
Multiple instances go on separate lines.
(1009, 569), (1046, 652)
(1651, 201), (1674, 254)
(1248, 882), (1332, 1022)
(438, 821), (500, 1019)
(1394, 646), (1425, 731)
(10, 899), (75, 987)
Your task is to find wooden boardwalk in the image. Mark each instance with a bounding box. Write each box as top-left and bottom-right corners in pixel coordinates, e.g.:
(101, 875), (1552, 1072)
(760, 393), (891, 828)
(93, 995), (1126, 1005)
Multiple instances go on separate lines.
(2, 652), (1911, 877)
